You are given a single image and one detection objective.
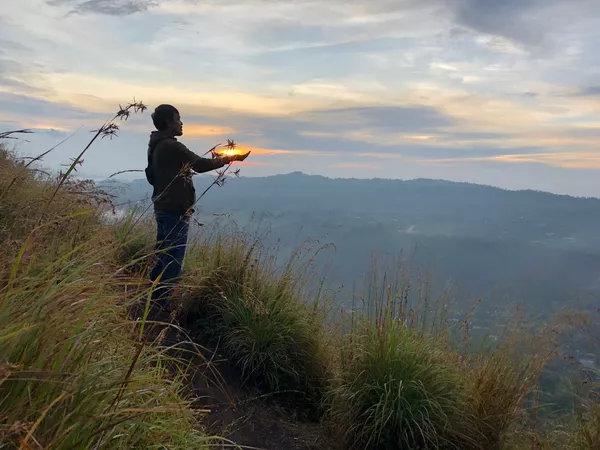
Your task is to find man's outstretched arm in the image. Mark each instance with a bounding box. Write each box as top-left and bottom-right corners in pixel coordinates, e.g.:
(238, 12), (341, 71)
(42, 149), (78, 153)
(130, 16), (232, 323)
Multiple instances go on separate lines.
(175, 142), (249, 173)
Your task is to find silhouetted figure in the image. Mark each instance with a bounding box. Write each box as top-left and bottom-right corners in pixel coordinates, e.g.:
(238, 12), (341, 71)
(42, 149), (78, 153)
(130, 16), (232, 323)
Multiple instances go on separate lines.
(145, 104), (249, 312)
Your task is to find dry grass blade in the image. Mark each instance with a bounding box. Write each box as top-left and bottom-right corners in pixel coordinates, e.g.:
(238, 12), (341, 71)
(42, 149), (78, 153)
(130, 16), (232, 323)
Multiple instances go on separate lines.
(20, 392), (70, 449)
(0, 130), (33, 140)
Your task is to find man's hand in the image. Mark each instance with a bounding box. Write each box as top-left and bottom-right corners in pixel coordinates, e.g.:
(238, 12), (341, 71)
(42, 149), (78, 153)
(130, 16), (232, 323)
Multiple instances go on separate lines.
(224, 151), (251, 164)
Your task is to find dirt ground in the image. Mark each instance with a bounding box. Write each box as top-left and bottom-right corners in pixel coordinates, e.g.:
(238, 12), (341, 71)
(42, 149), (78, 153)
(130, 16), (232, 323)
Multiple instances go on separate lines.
(154, 321), (336, 450)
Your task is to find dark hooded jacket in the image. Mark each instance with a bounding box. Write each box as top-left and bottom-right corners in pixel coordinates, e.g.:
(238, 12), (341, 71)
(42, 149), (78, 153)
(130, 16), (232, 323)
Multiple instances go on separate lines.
(146, 131), (225, 215)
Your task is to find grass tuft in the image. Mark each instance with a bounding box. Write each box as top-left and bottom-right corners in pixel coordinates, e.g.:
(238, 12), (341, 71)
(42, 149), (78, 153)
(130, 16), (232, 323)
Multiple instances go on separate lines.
(327, 259), (552, 450)
(332, 318), (474, 449)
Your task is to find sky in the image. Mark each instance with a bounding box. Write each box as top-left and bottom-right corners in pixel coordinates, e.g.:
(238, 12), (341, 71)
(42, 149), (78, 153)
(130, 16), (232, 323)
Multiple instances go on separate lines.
(1, 0), (600, 196)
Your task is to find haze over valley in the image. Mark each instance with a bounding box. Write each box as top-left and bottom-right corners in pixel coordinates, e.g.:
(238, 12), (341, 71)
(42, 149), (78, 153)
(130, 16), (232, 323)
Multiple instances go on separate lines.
(106, 172), (600, 324)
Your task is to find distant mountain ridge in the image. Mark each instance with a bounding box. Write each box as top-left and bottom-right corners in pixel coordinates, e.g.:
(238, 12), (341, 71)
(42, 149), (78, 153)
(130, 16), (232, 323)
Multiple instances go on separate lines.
(104, 172), (600, 251)
(103, 172), (600, 317)
(105, 170), (598, 198)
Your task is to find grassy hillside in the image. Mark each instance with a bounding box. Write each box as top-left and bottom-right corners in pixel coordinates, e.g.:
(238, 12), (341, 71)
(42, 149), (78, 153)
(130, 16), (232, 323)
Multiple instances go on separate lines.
(2, 105), (600, 449)
(0, 145), (217, 448)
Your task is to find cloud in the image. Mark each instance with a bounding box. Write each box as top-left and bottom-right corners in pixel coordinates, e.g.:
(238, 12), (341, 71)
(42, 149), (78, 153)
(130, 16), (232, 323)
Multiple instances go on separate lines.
(183, 124), (236, 137)
(309, 106), (454, 132)
(203, 105), (455, 151)
(43, 0), (600, 53)
(0, 40), (39, 94)
(0, 39), (29, 54)
(450, 0), (543, 46)
(330, 162), (378, 170)
(231, 144), (336, 157)
(420, 151), (600, 171)
(177, 99), (597, 168)
(448, 0), (600, 58)
(203, 0), (598, 52)
(0, 65), (49, 95)
(0, 75), (35, 92)
(49, 0), (155, 16)
(578, 86), (600, 96)
(248, 21), (336, 48)
(39, 128), (71, 138)
(234, 161), (283, 167)
(0, 92), (101, 121)
(0, 92), (107, 139)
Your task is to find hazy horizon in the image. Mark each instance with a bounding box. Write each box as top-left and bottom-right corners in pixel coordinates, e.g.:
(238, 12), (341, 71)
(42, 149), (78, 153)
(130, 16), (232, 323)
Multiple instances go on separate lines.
(74, 167), (600, 200)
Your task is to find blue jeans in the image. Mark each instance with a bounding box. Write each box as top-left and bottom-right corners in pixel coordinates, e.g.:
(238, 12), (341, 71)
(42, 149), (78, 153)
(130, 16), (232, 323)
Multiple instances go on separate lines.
(150, 210), (190, 303)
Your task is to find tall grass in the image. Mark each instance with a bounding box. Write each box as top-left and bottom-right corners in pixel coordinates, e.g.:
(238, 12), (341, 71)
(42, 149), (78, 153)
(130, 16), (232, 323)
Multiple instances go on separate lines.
(0, 146), (104, 244)
(0, 112), (219, 448)
(177, 232), (332, 416)
(0, 239), (215, 449)
(330, 262), (473, 449)
(465, 337), (551, 447)
(332, 318), (474, 449)
(553, 316), (600, 450)
(568, 402), (600, 449)
(328, 257), (552, 450)
(112, 208), (155, 276)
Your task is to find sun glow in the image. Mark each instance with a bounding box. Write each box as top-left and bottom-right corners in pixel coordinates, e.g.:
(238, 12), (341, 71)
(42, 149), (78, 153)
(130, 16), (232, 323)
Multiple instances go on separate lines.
(217, 148), (245, 157)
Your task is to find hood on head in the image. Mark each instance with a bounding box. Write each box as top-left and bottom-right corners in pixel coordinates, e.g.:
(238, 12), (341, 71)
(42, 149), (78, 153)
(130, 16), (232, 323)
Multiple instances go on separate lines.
(148, 131), (175, 150)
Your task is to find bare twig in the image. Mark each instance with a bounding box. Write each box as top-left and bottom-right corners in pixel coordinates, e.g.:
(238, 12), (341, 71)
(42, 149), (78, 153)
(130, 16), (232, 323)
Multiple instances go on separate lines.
(0, 129), (33, 140)
(40, 100), (147, 222)
(190, 139), (239, 209)
(108, 169), (144, 178)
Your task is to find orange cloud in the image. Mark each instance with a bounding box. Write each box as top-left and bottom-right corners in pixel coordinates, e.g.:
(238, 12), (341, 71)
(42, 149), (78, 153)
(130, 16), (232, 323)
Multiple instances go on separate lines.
(493, 152), (600, 170)
(420, 152), (600, 170)
(0, 112), (76, 133)
(233, 143), (336, 157)
(233, 161), (283, 167)
(43, 73), (341, 116)
(183, 124), (236, 137)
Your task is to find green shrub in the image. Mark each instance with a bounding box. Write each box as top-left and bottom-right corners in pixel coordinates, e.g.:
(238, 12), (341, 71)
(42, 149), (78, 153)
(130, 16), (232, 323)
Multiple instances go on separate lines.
(331, 316), (475, 450)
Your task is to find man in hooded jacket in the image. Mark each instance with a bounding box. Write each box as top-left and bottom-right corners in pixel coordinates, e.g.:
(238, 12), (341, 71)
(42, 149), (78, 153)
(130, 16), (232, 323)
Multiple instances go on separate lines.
(145, 104), (250, 309)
